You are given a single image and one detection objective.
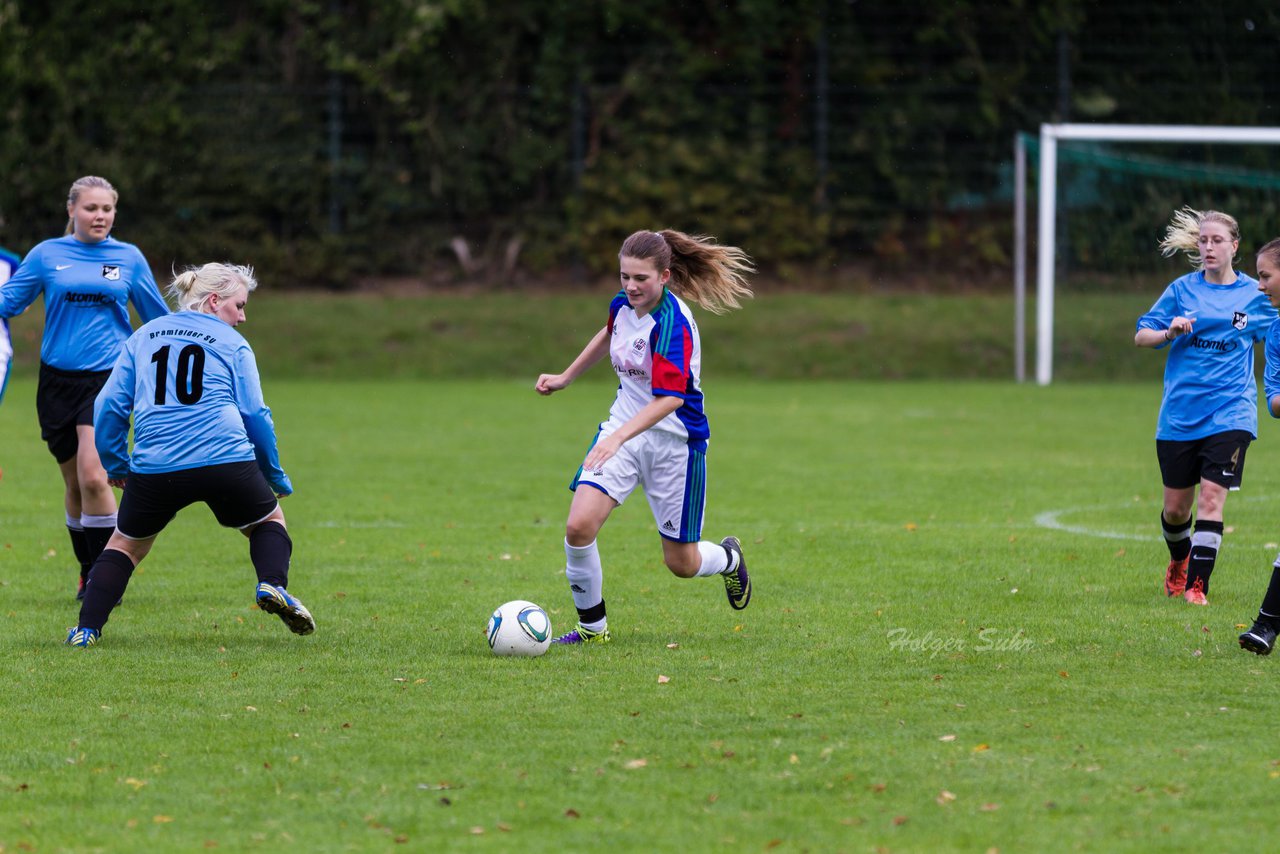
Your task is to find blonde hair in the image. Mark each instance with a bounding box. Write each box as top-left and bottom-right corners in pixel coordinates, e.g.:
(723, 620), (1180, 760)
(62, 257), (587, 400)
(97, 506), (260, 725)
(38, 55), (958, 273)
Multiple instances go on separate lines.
(1259, 238), (1280, 269)
(168, 263), (258, 312)
(1159, 206), (1240, 269)
(619, 230), (754, 314)
(64, 175), (118, 236)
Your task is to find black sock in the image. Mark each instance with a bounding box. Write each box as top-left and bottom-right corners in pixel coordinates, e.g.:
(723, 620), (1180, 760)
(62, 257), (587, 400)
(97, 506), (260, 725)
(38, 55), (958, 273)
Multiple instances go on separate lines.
(1259, 561), (1280, 624)
(1161, 513), (1193, 562)
(576, 599), (607, 626)
(78, 549), (135, 631)
(249, 521), (292, 588)
(83, 525), (115, 563)
(1185, 519), (1225, 595)
(67, 525), (92, 581)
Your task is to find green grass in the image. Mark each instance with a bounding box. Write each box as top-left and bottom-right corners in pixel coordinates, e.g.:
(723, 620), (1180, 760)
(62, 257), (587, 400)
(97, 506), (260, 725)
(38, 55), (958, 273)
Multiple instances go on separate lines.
(4, 377), (1280, 851)
(3, 290), (1175, 382)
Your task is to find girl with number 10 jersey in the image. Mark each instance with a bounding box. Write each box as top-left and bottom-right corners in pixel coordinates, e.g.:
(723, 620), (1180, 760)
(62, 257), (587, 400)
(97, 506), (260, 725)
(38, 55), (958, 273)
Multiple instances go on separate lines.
(65, 264), (312, 647)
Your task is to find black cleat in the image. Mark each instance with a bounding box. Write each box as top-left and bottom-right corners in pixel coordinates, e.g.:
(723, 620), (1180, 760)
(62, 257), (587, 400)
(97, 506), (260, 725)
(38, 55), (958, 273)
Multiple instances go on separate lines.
(720, 536), (751, 611)
(1239, 619), (1278, 656)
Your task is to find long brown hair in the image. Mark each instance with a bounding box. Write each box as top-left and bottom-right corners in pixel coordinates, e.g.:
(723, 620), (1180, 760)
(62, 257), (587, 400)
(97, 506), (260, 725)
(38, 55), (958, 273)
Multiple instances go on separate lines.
(620, 229), (754, 314)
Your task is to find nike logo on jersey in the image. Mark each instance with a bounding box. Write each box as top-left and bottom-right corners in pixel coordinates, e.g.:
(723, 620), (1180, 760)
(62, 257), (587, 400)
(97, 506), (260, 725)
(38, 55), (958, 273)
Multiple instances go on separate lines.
(55, 264), (72, 270)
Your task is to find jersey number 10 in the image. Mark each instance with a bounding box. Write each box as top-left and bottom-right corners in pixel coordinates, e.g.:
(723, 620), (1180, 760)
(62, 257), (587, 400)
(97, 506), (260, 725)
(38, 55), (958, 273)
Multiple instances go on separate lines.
(151, 344), (206, 405)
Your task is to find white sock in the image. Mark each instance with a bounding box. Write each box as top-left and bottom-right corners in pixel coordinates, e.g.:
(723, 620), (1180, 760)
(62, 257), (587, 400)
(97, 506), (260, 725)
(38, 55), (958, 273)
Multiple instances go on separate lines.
(81, 513), (117, 529)
(565, 538), (604, 617)
(66, 512), (83, 531)
(695, 540), (731, 577)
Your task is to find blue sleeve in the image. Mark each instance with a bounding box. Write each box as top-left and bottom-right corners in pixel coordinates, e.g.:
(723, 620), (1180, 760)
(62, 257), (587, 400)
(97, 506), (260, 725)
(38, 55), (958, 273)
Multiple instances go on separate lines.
(234, 345), (292, 495)
(1266, 324), (1280, 415)
(1136, 284), (1179, 349)
(128, 247), (169, 322)
(0, 244), (45, 319)
(93, 338), (138, 479)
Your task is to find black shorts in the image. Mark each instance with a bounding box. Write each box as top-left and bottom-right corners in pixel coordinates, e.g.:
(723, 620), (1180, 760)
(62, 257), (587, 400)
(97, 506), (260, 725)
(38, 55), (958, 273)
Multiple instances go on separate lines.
(37, 363), (111, 463)
(116, 461), (280, 540)
(1156, 430), (1253, 490)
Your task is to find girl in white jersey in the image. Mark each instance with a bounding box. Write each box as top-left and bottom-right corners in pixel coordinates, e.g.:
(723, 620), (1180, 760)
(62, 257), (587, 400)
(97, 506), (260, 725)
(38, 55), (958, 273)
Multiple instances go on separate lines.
(1135, 208), (1275, 606)
(535, 230), (754, 644)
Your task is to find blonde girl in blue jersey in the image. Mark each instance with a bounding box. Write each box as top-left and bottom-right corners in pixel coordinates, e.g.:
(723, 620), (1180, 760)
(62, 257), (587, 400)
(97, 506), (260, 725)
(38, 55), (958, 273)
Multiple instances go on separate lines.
(64, 263), (312, 647)
(1136, 208), (1276, 606)
(0, 176), (169, 599)
(535, 229), (754, 644)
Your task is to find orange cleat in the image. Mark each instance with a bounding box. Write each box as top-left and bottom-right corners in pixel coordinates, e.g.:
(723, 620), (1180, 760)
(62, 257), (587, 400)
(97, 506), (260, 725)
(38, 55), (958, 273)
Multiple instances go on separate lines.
(1164, 557), (1189, 598)
(1184, 578), (1208, 606)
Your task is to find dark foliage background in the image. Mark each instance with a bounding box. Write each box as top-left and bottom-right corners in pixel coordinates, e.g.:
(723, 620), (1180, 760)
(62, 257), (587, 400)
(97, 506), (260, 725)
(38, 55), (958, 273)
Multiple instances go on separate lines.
(1, 1), (1278, 288)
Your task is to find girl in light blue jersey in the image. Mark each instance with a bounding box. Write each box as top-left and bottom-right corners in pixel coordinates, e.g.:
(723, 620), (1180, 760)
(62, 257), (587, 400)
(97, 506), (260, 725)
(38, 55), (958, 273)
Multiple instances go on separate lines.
(64, 263), (312, 647)
(535, 230), (755, 645)
(0, 176), (169, 599)
(1135, 208), (1277, 606)
(1239, 239), (1280, 654)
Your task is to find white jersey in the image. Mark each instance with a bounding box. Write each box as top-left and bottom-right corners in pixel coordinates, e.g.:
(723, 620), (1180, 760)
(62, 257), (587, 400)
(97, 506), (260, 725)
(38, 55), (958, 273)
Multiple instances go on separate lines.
(604, 288), (708, 443)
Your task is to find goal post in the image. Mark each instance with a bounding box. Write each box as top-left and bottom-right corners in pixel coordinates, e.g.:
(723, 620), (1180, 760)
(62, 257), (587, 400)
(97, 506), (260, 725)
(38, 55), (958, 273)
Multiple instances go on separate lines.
(1017, 123), (1280, 385)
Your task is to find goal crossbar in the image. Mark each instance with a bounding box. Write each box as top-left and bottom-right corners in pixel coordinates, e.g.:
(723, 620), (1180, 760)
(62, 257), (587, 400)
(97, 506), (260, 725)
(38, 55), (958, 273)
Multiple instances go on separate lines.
(1018, 123), (1280, 385)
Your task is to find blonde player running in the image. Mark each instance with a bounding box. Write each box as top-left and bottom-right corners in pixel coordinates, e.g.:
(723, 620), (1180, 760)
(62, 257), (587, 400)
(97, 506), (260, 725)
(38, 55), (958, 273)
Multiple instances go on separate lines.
(535, 230), (753, 644)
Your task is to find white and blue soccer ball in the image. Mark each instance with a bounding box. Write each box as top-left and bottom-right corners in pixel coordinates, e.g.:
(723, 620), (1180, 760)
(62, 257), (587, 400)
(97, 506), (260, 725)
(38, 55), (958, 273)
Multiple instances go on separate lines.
(486, 600), (552, 657)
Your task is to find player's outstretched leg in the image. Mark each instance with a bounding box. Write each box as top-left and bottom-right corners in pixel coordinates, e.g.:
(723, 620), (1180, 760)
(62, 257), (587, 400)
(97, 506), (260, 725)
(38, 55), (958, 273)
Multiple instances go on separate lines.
(255, 583), (316, 635)
(720, 536), (751, 610)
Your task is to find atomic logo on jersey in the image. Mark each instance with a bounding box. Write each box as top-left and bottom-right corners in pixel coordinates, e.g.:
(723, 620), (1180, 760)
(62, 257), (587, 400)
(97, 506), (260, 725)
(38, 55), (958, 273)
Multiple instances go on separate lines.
(102, 265), (120, 281)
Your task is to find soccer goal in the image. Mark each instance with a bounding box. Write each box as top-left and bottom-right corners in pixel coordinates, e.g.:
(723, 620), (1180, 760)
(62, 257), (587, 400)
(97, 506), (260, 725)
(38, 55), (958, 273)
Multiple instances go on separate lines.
(1014, 123), (1280, 385)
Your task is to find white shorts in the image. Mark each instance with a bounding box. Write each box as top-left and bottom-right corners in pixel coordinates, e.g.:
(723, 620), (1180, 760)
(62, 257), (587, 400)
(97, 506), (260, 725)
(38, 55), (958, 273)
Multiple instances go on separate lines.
(572, 423), (707, 543)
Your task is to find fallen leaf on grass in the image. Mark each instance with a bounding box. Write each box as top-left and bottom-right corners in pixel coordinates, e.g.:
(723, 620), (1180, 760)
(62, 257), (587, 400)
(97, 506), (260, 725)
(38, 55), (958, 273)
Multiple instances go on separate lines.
(657, 675), (670, 684)
(939, 734), (956, 742)
(564, 809), (580, 819)
(892, 815), (909, 825)
(122, 778), (147, 791)
(154, 815), (174, 823)
(624, 759), (648, 769)
(1058, 671), (1069, 679)
(980, 803), (1001, 812)
(936, 790), (957, 805)
(666, 643), (679, 649)
(972, 744), (990, 753)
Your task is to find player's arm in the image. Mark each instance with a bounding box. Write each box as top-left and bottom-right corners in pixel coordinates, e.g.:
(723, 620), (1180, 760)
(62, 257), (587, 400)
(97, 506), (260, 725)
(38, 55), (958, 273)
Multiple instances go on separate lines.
(93, 344), (137, 483)
(234, 346), (292, 496)
(128, 249), (171, 321)
(535, 325), (610, 395)
(1265, 331), (1280, 418)
(1135, 286), (1194, 348)
(0, 246), (45, 319)
(582, 394), (683, 471)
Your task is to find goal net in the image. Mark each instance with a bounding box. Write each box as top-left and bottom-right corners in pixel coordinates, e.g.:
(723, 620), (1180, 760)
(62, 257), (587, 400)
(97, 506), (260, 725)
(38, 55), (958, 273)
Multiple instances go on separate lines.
(1015, 124), (1280, 384)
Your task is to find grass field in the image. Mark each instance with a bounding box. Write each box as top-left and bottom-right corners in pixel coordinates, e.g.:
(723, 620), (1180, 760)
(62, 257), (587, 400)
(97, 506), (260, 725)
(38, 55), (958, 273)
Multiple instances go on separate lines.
(5, 375), (1280, 852)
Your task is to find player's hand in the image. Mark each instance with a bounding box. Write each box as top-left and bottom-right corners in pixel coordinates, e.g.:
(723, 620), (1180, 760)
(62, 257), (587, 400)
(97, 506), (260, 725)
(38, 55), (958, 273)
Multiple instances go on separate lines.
(582, 434), (621, 472)
(1168, 316), (1195, 338)
(108, 477), (127, 488)
(535, 373), (569, 395)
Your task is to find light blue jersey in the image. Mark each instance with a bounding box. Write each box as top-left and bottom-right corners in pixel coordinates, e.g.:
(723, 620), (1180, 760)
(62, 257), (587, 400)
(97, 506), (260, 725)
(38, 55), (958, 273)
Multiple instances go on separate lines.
(0, 235), (169, 371)
(94, 311), (291, 495)
(1136, 271), (1276, 440)
(1263, 317), (1280, 414)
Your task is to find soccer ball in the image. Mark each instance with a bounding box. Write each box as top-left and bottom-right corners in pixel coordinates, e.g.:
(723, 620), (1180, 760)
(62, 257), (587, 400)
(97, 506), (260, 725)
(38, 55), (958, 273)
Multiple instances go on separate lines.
(486, 600), (552, 657)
